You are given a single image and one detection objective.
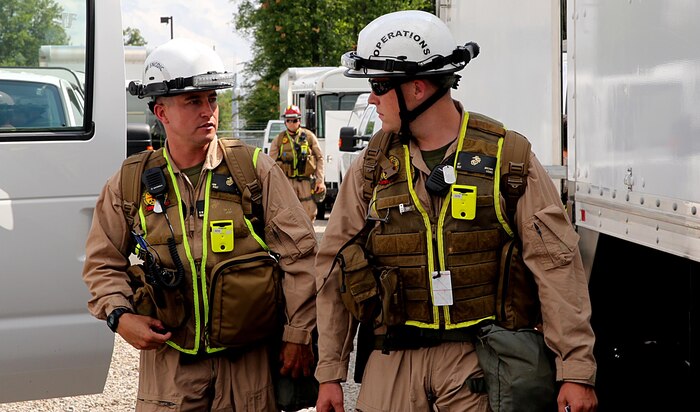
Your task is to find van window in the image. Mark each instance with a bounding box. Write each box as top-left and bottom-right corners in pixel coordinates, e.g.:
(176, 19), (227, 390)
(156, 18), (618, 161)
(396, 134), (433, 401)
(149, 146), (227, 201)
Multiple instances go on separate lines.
(0, 0), (88, 138)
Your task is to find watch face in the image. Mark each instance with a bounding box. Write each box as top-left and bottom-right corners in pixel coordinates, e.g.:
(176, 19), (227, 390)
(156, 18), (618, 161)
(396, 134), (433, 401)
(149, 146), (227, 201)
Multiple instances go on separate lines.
(107, 308), (128, 332)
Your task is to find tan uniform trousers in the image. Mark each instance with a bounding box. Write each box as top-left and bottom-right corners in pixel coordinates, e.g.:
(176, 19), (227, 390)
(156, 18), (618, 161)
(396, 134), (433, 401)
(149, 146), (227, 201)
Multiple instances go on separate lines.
(288, 177), (316, 222)
(355, 341), (489, 412)
(136, 344), (275, 412)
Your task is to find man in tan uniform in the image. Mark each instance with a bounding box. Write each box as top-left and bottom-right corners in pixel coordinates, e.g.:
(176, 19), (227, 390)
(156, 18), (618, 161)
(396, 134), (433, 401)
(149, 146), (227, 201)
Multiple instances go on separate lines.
(269, 104), (325, 221)
(315, 11), (598, 412)
(83, 38), (317, 411)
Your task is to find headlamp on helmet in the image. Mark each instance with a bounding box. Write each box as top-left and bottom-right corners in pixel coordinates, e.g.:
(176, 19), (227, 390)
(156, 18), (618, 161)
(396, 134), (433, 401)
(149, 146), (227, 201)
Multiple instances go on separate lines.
(128, 38), (234, 99)
(128, 72), (236, 98)
(341, 42), (479, 78)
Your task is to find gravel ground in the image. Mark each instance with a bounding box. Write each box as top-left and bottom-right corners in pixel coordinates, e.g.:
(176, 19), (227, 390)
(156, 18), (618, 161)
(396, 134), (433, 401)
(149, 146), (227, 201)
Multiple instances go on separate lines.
(1, 217), (361, 412)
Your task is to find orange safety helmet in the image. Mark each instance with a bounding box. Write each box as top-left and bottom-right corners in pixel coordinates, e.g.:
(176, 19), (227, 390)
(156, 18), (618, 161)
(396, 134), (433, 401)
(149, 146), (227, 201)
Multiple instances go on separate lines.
(283, 105), (302, 119)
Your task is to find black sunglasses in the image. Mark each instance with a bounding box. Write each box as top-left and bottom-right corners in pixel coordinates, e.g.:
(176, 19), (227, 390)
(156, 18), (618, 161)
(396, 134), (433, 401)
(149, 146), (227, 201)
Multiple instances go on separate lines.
(285, 118), (299, 123)
(369, 79), (403, 96)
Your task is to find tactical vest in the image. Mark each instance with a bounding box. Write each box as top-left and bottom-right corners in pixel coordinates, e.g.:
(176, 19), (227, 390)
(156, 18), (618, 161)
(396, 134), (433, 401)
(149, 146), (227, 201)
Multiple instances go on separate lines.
(277, 129), (316, 178)
(337, 112), (539, 333)
(120, 139), (281, 355)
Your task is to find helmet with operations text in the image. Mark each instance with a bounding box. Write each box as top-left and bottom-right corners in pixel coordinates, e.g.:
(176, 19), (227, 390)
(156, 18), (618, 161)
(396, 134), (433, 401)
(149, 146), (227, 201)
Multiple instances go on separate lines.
(341, 10), (479, 79)
(283, 105), (302, 119)
(128, 38), (235, 98)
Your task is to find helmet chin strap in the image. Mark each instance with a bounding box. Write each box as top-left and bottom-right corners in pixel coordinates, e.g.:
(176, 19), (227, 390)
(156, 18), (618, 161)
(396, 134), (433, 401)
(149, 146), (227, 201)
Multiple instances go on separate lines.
(395, 84), (450, 144)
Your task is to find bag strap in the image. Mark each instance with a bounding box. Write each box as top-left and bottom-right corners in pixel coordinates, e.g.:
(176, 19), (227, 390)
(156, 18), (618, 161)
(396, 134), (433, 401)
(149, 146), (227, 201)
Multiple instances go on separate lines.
(219, 139), (263, 220)
(120, 150), (157, 228)
(500, 130), (531, 226)
(361, 131), (400, 201)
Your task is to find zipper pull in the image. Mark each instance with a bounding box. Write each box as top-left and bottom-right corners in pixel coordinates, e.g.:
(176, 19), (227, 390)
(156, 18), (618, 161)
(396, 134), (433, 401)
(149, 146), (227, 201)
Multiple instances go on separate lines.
(533, 222), (543, 237)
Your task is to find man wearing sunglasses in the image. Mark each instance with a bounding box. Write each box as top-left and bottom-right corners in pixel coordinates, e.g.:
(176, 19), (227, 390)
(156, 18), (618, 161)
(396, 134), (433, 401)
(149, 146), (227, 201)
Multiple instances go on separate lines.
(269, 104), (326, 222)
(315, 10), (598, 412)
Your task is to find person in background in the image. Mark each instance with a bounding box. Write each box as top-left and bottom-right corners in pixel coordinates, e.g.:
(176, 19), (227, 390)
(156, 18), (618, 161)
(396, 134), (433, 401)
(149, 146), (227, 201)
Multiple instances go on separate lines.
(269, 104), (325, 221)
(314, 10), (597, 412)
(83, 38), (317, 411)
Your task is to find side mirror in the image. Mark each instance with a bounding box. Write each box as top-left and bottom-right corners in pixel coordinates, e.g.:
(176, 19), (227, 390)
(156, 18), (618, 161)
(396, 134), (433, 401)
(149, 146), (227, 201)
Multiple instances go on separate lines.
(339, 126), (359, 152)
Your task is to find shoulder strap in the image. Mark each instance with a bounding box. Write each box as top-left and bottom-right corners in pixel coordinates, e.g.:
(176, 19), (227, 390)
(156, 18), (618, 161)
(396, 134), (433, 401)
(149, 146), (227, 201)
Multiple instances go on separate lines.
(500, 130), (531, 224)
(219, 139), (263, 219)
(361, 131), (400, 201)
(120, 150), (157, 228)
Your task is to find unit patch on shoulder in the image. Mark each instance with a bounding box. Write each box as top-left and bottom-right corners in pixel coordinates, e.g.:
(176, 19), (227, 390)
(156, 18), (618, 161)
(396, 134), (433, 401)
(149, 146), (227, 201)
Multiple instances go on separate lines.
(456, 152), (497, 175)
(142, 191), (170, 211)
(379, 155), (401, 185)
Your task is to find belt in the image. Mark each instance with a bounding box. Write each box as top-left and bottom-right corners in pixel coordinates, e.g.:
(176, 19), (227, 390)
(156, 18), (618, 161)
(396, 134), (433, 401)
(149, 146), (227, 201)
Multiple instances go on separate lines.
(373, 325), (478, 353)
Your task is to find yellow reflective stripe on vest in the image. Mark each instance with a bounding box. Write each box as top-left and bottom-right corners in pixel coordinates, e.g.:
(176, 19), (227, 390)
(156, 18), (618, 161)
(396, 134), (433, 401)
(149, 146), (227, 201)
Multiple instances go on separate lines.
(494, 137), (514, 238)
(437, 113), (470, 272)
(284, 131), (298, 176)
(433, 114), (494, 329)
(162, 149), (203, 355)
(402, 144), (440, 329)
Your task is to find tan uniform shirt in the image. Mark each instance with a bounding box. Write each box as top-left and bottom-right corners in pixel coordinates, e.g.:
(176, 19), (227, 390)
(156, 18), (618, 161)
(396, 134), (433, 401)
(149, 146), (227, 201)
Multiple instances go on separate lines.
(315, 111), (597, 385)
(269, 127), (325, 183)
(83, 137), (317, 345)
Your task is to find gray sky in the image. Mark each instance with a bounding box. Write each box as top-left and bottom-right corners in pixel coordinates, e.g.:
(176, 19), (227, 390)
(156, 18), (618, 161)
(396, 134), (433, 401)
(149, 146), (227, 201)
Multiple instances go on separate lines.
(120, 0), (253, 72)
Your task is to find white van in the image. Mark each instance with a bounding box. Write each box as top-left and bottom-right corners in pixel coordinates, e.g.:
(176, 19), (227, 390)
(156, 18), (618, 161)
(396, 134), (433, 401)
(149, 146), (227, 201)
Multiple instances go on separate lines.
(338, 93), (382, 182)
(1, 0), (122, 403)
(262, 119), (285, 154)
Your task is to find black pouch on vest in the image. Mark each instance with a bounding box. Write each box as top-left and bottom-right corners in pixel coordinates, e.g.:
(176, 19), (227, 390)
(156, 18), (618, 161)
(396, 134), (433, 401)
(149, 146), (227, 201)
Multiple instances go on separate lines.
(127, 264), (187, 329)
(337, 243), (380, 322)
(378, 267), (406, 327)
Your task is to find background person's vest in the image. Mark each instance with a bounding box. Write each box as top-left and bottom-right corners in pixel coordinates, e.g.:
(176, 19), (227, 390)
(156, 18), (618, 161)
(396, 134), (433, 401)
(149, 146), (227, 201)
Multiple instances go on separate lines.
(277, 129), (316, 178)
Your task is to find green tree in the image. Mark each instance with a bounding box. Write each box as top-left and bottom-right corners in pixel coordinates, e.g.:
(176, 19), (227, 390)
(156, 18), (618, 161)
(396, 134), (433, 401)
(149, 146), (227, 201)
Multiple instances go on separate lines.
(234, 0), (434, 126)
(0, 0), (69, 66)
(217, 89), (233, 133)
(123, 27), (148, 46)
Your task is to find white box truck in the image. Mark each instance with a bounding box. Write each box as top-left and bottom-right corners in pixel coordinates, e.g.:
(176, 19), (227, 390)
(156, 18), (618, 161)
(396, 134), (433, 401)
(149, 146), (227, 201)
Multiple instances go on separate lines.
(437, 0), (695, 408)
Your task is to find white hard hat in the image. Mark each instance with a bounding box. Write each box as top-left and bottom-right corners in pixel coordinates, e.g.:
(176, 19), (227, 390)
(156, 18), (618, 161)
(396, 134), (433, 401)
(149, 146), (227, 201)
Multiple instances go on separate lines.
(128, 38), (235, 98)
(341, 10), (479, 78)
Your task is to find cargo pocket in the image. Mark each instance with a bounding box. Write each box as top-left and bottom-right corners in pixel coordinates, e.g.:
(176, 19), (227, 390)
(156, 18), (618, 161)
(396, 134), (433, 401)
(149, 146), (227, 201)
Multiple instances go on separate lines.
(265, 207), (317, 263)
(209, 251), (280, 348)
(528, 205), (580, 270)
(136, 393), (182, 411)
(337, 243), (380, 322)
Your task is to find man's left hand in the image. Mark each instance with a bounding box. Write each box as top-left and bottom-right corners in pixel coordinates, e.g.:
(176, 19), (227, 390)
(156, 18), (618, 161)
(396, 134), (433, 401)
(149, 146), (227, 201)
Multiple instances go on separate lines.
(314, 181), (325, 194)
(558, 382), (598, 412)
(279, 342), (315, 378)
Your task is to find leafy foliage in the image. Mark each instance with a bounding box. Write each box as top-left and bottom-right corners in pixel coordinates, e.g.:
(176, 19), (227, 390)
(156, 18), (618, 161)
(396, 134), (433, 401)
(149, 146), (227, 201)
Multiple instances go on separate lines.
(123, 27), (148, 46)
(234, 0), (434, 126)
(217, 89), (233, 132)
(0, 0), (69, 66)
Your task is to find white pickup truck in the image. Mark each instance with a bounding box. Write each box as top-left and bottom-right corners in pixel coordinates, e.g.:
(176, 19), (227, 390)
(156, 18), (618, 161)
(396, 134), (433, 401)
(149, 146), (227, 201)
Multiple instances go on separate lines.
(0, 0), (124, 403)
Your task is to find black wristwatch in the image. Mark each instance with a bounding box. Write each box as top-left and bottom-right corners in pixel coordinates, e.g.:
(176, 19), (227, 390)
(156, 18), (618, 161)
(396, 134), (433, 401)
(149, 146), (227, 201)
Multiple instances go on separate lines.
(106, 307), (132, 333)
